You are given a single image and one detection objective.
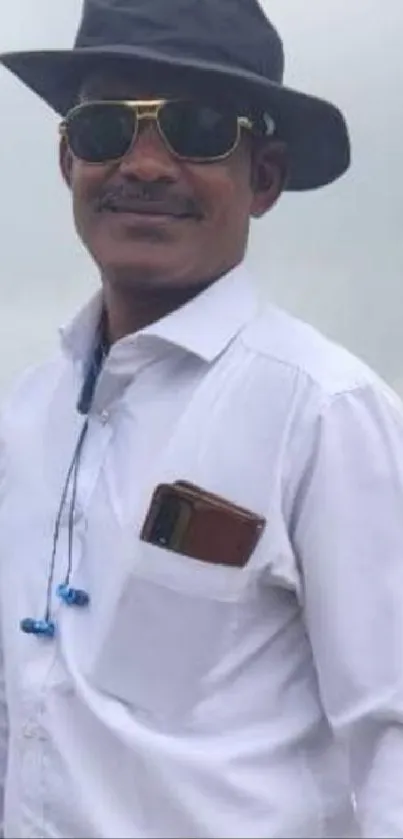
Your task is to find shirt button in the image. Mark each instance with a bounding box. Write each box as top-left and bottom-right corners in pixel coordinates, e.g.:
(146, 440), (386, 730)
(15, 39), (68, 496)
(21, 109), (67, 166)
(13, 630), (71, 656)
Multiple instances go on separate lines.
(22, 722), (47, 741)
(72, 507), (83, 524)
(61, 507), (82, 526)
(22, 722), (36, 739)
(100, 410), (109, 425)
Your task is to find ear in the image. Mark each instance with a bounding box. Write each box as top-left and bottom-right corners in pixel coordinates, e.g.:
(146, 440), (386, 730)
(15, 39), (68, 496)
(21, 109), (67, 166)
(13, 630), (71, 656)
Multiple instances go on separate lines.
(250, 140), (288, 218)
(59, 136), (74, 188)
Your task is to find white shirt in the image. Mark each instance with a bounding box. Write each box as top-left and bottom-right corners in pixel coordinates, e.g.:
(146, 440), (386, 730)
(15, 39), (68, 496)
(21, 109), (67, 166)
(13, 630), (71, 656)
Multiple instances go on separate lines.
(0, 263), (402, 839)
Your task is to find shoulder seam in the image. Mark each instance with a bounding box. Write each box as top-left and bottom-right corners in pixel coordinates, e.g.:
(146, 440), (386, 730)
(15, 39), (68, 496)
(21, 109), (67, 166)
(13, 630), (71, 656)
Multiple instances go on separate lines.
(239, 331), (372, 398)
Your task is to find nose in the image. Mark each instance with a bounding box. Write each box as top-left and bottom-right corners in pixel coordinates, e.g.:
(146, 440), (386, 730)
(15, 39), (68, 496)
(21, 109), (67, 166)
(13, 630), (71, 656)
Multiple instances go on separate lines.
(118, 121), (181, 182)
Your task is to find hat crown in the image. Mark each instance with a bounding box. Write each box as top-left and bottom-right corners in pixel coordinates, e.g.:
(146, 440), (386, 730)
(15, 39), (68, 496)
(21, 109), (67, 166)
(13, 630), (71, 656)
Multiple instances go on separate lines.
(75, 0), (285, 83)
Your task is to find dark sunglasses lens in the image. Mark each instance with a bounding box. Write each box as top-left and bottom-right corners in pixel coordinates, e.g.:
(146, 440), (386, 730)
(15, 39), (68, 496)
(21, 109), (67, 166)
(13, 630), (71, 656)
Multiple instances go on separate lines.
(66, 104), (136, 163)
(160, 102), (238, 160)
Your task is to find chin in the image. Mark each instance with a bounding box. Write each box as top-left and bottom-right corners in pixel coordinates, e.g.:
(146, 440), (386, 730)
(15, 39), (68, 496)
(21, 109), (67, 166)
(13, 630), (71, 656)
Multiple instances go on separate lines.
(102, 260), (199, 294)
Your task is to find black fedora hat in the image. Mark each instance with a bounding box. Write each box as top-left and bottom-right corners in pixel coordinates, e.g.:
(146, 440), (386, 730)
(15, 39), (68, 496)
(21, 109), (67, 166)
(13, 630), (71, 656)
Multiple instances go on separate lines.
(0, 0), (350, 191)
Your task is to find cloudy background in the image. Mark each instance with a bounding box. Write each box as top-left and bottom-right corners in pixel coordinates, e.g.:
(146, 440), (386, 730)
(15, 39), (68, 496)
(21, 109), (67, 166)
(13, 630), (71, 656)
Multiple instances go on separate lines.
(0, 0), (402, 393)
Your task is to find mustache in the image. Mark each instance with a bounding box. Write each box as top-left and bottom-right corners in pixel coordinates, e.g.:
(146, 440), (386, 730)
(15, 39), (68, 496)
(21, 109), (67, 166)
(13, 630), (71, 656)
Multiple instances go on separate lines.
(96, 183), (202, 219)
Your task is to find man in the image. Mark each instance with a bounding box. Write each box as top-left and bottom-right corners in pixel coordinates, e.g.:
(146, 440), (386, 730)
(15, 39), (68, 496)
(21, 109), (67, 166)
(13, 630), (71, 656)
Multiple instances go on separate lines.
(0, 0), (402, 836)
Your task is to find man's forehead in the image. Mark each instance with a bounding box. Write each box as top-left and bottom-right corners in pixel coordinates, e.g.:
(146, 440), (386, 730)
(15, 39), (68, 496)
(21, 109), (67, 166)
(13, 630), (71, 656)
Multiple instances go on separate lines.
(81, 69), (197, 100)
(79, 68), (243, 110)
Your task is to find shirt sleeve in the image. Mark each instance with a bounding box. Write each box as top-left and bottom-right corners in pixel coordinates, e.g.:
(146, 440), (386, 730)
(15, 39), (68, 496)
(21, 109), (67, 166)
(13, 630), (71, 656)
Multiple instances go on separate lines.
(0, 432), (8, 836)
(0, 637), (7, 838)
(291, 382), (403, 838)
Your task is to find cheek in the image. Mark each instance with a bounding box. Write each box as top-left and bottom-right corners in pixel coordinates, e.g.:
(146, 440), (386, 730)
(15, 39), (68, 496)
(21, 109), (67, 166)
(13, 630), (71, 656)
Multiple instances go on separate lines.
(71, 163), (109, 220)
(189, 154), (253, 231)
(201, 174), (252, 234)
(71, 170), (91, 222)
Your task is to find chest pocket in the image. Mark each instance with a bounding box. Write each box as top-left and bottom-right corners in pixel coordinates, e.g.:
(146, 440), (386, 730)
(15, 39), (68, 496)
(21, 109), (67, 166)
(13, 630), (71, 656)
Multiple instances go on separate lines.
(81, 539), (249, 726)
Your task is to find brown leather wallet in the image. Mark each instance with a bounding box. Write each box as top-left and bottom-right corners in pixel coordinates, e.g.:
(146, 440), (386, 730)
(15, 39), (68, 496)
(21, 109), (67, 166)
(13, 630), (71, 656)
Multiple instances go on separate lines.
(140, 481), (265, 567)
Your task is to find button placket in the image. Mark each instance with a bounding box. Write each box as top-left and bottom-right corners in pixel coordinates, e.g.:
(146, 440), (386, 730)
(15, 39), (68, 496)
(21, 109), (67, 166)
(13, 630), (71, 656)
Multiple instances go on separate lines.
(74, 417), (113, 517)
(19, 657), (57, 837)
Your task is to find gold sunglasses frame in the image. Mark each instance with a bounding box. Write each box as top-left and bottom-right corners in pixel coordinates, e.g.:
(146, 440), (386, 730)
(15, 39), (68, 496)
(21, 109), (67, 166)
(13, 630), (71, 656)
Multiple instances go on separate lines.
(59, 98), (260, 165)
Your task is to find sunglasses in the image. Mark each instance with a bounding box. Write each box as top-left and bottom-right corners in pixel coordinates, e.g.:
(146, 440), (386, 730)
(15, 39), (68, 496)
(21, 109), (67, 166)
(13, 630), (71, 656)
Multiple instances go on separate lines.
(59, 99), (276, 165)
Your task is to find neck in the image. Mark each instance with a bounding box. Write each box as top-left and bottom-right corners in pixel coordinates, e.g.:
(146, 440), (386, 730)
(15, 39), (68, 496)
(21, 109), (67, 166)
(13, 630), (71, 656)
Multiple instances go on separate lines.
(102, 278), (214, 344)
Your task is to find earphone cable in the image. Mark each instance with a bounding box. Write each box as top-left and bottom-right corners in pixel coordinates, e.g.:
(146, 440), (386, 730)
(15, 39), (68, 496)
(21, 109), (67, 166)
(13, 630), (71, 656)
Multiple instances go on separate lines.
(44, 418), (89, 622)
(64, 420), (89, 590)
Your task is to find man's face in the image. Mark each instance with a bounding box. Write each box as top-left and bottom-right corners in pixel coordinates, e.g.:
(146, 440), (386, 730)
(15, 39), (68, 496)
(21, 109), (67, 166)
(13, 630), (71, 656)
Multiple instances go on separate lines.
(60, 72), (286, 294)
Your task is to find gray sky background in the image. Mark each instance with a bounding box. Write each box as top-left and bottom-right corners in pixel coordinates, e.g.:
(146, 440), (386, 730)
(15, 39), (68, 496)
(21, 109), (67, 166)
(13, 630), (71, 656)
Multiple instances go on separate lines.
(0, 0), (402, 392)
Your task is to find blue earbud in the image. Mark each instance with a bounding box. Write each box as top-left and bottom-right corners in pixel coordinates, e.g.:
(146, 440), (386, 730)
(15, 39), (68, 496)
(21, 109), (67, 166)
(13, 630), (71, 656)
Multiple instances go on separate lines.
(20, 618), (56, 638)
(57, 584), (90, 607)
(20, 585), (89, 638)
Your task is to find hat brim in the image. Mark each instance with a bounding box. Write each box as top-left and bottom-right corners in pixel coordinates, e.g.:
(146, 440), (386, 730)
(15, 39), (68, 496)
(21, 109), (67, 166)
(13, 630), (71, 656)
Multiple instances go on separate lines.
(0, 45), (350, 191)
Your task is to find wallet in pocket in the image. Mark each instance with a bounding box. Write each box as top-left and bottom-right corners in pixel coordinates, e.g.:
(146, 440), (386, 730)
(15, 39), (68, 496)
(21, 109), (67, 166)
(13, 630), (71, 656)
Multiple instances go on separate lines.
(140, 480), (265, 567)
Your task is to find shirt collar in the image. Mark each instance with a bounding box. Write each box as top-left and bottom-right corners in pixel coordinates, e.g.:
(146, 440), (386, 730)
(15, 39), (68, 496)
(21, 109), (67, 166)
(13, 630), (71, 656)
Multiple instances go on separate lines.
(60, 263), (258, 366)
